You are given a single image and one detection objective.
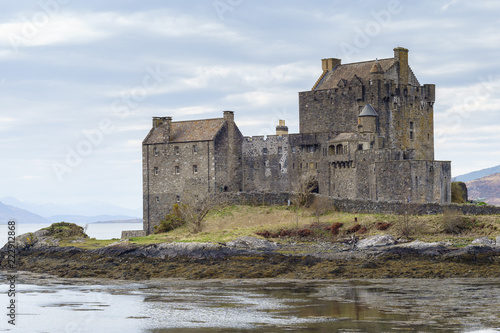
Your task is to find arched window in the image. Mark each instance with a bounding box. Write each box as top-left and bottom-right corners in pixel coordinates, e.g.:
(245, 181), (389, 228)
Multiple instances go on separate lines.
(336, 144), (343, 154)
(329, 145), (336, 155)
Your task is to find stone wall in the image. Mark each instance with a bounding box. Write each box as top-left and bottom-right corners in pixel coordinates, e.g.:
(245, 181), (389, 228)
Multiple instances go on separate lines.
(121, 230), (146, 239)
(216, 192), (500, 216)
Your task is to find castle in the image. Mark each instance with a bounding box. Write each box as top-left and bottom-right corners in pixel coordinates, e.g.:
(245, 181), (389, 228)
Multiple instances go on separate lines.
(142, 47), (451, 234)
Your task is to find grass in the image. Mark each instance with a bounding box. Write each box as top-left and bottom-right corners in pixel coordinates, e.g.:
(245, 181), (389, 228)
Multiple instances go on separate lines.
(60, 205), (500, 249)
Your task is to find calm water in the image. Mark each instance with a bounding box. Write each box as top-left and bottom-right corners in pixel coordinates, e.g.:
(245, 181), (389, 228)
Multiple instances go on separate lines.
(0, 222), (143, 246)
(0, 276), (499, 332)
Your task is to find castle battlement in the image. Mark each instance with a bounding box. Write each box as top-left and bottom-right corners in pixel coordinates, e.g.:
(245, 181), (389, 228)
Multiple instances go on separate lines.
(141, 47), (451, 235)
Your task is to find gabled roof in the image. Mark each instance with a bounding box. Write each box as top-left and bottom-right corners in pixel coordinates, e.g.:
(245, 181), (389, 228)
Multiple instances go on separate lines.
(315, 58), (395, 91)
(359, 104), (378, 117)
(143, 118), (226, 144)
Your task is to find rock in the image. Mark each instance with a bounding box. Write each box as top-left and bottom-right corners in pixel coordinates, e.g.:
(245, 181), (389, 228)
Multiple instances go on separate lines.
(496, 236), (500, 246)
(471, 237), (496, 247)
(227, 236), (278, 251)
(398, 240), (450, 249)
(356, 234), (396, 248)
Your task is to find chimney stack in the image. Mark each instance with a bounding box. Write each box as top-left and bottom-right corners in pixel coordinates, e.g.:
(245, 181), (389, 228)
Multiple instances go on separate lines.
(394, 47), (409, 85)
(152, 116), (172, 142)
(223, 110), (235, 123)
(322, 58), (341, 71)
(276, 120), (289, 136)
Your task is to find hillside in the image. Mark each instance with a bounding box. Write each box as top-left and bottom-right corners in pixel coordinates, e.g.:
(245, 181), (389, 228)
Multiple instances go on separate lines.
(456, 164), (500, 182)
(0, 201), (48, 224)
(466, 173), (500, 206)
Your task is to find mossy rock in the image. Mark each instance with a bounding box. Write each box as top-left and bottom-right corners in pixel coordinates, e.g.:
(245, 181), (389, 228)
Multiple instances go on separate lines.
(42, 222), (89, 240)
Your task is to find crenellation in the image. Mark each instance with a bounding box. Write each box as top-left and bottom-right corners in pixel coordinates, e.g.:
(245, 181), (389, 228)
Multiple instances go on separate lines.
(141, 47), (452, 234)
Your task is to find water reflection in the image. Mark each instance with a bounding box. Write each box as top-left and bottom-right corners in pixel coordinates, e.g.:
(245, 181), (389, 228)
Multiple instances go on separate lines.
(1, 274), (499, 332)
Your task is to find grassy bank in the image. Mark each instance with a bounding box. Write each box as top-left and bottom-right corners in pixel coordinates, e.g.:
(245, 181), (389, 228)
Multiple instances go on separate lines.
(64, 205), (500, 250)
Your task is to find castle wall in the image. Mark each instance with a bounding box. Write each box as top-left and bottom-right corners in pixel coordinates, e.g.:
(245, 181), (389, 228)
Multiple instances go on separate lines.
(143, 140), (216, 234)
(214, 122), (244, 193)
(242, 135), (290, 192)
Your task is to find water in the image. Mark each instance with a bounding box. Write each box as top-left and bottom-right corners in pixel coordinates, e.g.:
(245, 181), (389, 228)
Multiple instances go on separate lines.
(0, 222), (143, 246)
(0, 276), (499, 332)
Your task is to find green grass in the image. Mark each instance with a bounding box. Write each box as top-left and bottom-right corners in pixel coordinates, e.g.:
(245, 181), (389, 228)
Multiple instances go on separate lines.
(53, 205), (499, 249)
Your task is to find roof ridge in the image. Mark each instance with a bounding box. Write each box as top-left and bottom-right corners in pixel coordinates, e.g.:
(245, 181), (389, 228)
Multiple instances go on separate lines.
(339, 57), (393, 66)
(172, 117), (224, 124)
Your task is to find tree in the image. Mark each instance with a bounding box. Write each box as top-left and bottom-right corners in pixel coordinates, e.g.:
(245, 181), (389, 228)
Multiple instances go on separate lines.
(451, 181), (468, 204)
(179, 192), (225, 233)
(310, 195), (331, 223)
(293, 174), (318, 207)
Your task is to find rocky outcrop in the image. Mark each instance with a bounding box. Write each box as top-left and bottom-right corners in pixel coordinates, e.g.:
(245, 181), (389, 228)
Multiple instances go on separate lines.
(356, 235), (397, 248)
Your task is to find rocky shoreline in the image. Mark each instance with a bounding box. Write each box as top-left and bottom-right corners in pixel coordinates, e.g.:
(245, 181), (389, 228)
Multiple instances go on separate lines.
(2, 235), (500, 280)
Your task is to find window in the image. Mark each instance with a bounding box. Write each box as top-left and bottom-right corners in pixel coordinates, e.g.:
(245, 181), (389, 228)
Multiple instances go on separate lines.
(278, 147), (283, 155)
(410, 122), (414, 140)
(154, 147), (159, 156)
(410, 131), (414, 140)
(358, 144), (364, 151)
(410, 122), (414, 130)
(309, 146), (314, 153)
(193, 145), (198, 154)
(262, 148), (268, 155)
(155, 196), (160, 203)
(292, 146), (296, 154)
(174, 146), (180, 155)
(193, 165), (198, 174)
(175, 166), (180, 174)
(154, 167), (159, 175)
(176, 195), (180, 202)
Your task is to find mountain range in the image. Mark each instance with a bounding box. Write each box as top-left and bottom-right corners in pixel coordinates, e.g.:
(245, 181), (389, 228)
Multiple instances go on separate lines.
(466, 173), (500, 206)
(0, 197), (141, 224)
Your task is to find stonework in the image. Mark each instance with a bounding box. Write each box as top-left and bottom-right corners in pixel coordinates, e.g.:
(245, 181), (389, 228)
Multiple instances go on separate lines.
(142, 47), (452, 234)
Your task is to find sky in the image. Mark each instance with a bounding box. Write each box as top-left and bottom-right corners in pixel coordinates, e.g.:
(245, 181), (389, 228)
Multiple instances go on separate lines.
(1, 0), (500, 211)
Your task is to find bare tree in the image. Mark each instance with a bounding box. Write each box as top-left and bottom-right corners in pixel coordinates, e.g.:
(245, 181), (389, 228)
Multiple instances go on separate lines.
(293, 174), (318, 207)
(179, 192), (225, 233)
(310, 195), (331, 224)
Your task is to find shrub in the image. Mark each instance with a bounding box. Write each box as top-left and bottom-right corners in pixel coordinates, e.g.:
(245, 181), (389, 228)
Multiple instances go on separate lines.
(375, 222), (392, 230)
(357, 227), (368, 234)
(255, 230), (271, 238)
(154, 204), (186, 234)
(347, 224), (361, 234)
(442, 209), (472, 234)
(296, 228), (313, 237)
(329, 222), (343, 235)
(451, 181), (468, 204)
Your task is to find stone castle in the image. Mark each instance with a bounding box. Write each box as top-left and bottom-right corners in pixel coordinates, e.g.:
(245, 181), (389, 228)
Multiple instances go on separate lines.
(142, 47), (451, 234)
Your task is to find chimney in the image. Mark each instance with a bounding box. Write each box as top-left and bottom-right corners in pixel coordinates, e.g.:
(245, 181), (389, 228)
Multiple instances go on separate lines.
(394, 47), (409, 85)
(152, 116), (172, 141)
(223, 110), (234, 123)
(276, 119), (289, 136)
(164, 117), (172, 142)
(322, 58), (341, 71)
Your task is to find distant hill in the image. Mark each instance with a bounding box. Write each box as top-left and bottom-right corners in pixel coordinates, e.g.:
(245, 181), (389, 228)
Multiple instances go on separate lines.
(0, 196), (142, 218)
(47, 215), (141, 224)
(455, 164), (500, 182)
(0, 201), (48, 224)
(466, 173), (500, 206)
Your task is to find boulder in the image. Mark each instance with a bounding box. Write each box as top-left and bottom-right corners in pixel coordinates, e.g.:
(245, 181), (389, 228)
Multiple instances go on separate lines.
(227, 236), (278, 251)
(471, 237), (496, 247)
(496, 236), (500, 246)
(356, 234), (396, 249)
(398, 240), (451, 249)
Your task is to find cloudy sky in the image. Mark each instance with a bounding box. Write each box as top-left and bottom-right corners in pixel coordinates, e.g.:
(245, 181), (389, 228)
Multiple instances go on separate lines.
(1, 0), (499, 211)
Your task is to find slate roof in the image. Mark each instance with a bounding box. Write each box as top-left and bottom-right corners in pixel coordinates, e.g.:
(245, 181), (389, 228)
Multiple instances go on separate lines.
(315, 58), (395, 91)
(359, 104), (378, 117)
(143, 118), (226, 144)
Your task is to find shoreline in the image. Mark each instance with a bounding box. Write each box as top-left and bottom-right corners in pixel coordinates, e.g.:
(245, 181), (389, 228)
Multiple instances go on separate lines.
(2, 239), (499, 280)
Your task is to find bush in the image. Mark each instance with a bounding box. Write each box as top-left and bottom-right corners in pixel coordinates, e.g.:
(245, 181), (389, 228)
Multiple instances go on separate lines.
(442, 209), (472, 234)
(375, 222), (392, 230)
(451, 181), (468, 204)
(154, 204), (186, 234)
(347, 224), (361, 234)
(296, 228), (313, 237)
(329, 222), (343, 235)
